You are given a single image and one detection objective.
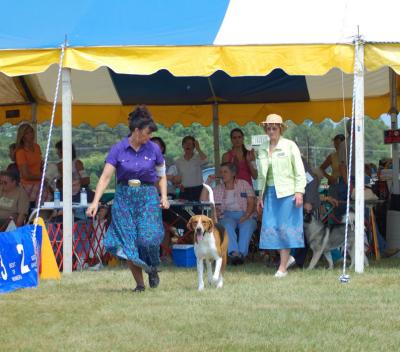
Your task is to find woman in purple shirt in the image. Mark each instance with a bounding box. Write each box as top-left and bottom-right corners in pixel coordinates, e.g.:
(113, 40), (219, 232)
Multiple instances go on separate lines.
(87, 106), (169, 292)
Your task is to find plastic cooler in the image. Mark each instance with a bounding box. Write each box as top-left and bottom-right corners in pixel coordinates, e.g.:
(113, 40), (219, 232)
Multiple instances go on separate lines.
(172, 244), (196, 267)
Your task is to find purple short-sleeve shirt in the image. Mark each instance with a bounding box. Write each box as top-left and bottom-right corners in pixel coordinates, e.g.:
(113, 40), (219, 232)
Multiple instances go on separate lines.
(106, 137), (164, 183)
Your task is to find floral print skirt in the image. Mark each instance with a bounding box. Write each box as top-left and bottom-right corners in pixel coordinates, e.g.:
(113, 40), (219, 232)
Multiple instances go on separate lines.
(104, 184), (163, 272)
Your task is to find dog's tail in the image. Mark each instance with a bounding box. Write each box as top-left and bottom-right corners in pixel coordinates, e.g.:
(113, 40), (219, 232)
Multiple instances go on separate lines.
(214, 223), (226, 244)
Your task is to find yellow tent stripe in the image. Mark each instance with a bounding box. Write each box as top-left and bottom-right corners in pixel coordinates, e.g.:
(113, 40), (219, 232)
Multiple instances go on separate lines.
(0, 49), (60, 77)
(1, 95), (396, 127)
(365, 44), (400, 74)
(66, 44), (355, 76)
(1, 44), (400, 77)
(1, 44), (355, 77)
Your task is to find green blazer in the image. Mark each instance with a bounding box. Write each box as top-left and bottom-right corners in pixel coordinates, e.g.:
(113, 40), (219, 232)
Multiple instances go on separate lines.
(257, 137), (306, 198)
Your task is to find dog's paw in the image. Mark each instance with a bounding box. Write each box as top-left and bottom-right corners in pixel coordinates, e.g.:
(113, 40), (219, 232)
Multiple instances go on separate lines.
(212, 274), (220, 284)
(216, 278), (223, 289)
(198, 282), (205, 291)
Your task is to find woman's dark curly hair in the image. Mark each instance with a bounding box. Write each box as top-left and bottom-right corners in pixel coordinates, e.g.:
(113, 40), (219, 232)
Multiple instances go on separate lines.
(128, 105), (158, 133)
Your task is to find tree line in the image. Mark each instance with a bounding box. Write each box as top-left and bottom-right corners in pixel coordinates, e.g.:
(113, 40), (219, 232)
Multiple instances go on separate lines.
(0, 117), (391, 189)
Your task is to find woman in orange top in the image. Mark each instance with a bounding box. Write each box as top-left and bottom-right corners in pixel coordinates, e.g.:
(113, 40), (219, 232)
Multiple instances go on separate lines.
(15, 123), (49, 207)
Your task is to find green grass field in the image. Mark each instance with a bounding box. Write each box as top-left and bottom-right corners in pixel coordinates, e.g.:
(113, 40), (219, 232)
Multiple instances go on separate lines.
(1, 259), (400, 352)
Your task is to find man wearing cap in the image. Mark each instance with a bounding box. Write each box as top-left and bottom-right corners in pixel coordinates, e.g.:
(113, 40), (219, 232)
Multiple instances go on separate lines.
(257, 114), (306, 278)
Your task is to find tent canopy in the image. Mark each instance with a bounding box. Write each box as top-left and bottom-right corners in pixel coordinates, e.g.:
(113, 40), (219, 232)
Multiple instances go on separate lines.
(1, 0), (400, 127)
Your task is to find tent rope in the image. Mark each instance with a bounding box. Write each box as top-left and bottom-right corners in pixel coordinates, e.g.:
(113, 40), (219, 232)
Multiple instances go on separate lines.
(339, 36), (361, 284)
(32, 44), (65, 261)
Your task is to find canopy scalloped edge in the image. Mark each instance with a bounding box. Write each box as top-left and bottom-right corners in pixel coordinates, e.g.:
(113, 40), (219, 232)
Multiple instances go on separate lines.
(1, 44), (400, 78)
(0, 44), (357, 77)
(1, 96), (396, 128)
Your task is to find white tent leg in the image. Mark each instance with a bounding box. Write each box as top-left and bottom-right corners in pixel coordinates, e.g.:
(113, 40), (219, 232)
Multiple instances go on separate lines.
(389, 69), (399, 194)
(62, 68), (73, 274)
(212, 103), (221, 174)
(354, 38), (365, 273)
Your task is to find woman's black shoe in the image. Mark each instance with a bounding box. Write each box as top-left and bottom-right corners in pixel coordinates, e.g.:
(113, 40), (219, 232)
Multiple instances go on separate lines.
(148, 268), (160, 288)
(228, 256), (241, 266)
(236, 256), (244, 265)
(132, 285), (145, 293)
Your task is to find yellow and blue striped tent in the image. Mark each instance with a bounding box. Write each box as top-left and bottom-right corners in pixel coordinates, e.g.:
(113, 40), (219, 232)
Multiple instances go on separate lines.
(0, 0), (400, 127)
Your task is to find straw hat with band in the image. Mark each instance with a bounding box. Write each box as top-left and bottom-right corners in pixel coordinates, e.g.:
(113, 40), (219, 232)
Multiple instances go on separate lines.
(260, 114), (287, 133)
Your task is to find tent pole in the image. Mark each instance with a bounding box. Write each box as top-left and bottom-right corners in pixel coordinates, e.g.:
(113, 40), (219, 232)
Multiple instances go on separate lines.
(62, 68), (73, 274)
(212, 103), (221, 174)
(31, 102), (38, 141)
(354, 37), (365, 273)
(389, 69), (399, 194)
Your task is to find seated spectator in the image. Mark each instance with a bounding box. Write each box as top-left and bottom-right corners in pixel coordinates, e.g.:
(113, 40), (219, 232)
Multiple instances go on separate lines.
(15, 123), (50, 208)
(222, 128), (257, 187)
(201, 162), (257, 265)
(151, 136), (177, 260)
(151, 136), (181, 196)
(0, 171), (29, 228)
(319, 134), (345, 196)
(6, 143), (19, 179)
(55, 141), (93, 203)
(175, 136), (207, 201)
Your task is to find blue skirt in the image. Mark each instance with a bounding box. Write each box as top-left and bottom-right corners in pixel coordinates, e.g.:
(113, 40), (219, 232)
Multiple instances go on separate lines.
(259, 186), (304, 250)
(104, 184), (163, 272)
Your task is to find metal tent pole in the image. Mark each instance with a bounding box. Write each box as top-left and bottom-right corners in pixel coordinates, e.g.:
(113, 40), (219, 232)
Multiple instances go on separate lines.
(62, 68), (73, 274)
(389, 69), (399, 194)
(207, 77), (221, 173)
(354, 37), (365, 273)
(212, 103), (221, 174)
(31, 102), (38, 140)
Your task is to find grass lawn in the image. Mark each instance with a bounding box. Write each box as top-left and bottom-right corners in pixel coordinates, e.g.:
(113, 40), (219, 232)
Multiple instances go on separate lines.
(1, 259), (400, 352)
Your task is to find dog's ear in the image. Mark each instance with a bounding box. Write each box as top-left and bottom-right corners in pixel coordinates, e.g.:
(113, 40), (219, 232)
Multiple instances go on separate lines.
(187, 217), (195, 231)
(206, 217), (214, 231)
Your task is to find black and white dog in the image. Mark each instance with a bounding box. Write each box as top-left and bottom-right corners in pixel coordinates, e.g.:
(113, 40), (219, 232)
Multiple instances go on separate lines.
(304, 211), (369, 269)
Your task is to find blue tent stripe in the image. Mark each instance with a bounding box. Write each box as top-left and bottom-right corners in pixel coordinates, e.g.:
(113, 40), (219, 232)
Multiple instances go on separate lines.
(0, 0), (229, 49)
(110, 69), (310, 105)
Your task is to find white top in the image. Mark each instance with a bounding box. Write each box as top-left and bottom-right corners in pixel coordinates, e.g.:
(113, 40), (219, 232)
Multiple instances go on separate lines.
(166, 164), (178, 194)
(175, 153), (208, 188)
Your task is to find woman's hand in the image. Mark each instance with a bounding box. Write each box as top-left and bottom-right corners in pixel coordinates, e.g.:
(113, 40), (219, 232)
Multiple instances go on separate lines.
(246, 149), (256, 162)
(206, 174), (216, 185)
(304, 202), (312, 213)
(256, 196), (264, 214)
(294, 192), (303, 208)
(239, 214), (250, 223)
(324, 196), (339, 208)
(86, 202), (99, 218)
(160, 196), (170, 209)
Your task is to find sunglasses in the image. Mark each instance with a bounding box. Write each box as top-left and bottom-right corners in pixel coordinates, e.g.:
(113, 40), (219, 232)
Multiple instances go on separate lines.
(264, 125), (279, 131)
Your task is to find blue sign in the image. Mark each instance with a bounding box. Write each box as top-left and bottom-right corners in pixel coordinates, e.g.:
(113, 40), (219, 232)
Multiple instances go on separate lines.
(0, 225), (42, 294)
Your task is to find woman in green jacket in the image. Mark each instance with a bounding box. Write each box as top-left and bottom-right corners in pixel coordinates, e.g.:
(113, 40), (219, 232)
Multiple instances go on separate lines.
(257, 114), (306, 278)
